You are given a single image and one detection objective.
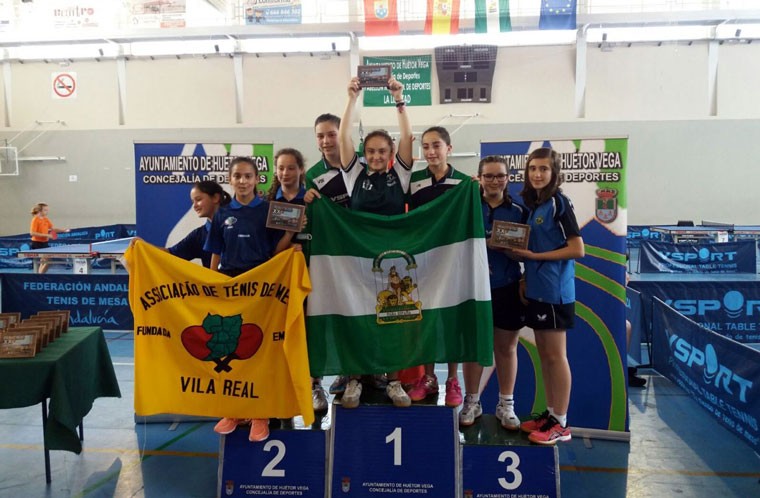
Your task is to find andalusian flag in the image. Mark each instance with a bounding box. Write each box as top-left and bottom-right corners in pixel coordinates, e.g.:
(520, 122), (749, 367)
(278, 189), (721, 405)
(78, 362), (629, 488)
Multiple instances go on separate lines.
(424, 0), (460, 35)
(475, 0), (511, 33)
(125, 242), (314, 425)
(364, 0), (399, 36)
(306, 182), (493, 376)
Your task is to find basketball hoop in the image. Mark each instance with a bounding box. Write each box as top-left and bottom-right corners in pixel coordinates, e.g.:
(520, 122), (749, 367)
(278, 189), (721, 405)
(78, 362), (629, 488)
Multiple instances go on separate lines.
(0, 146), (19, 176)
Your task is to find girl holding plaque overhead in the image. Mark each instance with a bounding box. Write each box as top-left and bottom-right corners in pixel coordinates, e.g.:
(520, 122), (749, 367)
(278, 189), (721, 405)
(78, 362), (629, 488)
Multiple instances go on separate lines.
(29, 202), (69, 274)
(336, 75), (414, 409)
(205, 156), (300, 442)
(510, 147), (584, 446)
(459, 156), (528, 430)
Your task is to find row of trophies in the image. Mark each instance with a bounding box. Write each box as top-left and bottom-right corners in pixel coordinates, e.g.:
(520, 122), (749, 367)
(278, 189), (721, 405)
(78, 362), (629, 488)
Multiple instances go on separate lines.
(0, 310), (70, 358)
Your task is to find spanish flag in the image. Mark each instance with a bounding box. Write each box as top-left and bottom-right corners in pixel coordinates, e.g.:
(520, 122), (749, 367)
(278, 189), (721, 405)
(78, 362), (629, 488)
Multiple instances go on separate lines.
(424, 0), (460, 35)
(364, 0), (399, 36)
(125, 241), (314, 425)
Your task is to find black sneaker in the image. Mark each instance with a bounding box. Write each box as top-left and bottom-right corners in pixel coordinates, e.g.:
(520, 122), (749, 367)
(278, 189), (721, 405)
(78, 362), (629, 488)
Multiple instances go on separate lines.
(628, 367), (646, 387)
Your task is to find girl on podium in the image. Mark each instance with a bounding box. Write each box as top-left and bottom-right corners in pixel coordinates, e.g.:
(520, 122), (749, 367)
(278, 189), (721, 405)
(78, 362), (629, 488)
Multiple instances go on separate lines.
(511, 147), (584, 446)
(336, 75), (414, 409)
(459, 156), (527, 430)
(205, 156), (300, 442)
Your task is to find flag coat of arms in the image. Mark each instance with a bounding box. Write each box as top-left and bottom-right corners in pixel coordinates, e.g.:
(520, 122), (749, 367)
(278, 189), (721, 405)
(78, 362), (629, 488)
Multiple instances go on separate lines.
(474, 0), (511, 33)
(125, 242), (314, 425)
(364, 0), (399, 36)
(306, 182), (493, 376)
(424, 0), (461, 35)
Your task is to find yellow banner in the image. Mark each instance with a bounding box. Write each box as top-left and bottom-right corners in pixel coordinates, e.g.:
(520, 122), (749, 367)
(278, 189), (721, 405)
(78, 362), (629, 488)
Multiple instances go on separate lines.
(125, 241), (313, 425)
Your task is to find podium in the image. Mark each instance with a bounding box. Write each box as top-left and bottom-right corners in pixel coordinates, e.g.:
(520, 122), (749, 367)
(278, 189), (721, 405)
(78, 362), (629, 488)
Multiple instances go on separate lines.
(218, 395), (560, 497)
(218, 419), (327, 497)
(330, 399), (459, 496)
(461, 415), (560, 498)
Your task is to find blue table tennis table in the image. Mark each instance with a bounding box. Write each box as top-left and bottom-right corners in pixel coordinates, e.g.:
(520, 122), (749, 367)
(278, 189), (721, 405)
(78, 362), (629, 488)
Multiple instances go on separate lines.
(17, 238), (133, 274)
(651, 225), (760, 244)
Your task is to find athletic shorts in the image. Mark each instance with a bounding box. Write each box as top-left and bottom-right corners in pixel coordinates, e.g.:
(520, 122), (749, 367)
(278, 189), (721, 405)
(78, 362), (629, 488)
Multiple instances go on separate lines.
(525, 299), (575, 330)
(31, 241), (49, 250)
(491, 281), (526, 331)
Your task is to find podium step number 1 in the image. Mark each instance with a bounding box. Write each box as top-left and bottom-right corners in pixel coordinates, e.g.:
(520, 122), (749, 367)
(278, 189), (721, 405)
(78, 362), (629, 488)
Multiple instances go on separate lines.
(330, 404), (459, 497)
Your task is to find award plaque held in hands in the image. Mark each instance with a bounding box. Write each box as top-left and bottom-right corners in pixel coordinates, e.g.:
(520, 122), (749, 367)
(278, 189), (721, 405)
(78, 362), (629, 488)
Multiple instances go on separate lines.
(491, 221), (531, 250)
(266, 201), (305, 232)
(357, 65), (392, 88)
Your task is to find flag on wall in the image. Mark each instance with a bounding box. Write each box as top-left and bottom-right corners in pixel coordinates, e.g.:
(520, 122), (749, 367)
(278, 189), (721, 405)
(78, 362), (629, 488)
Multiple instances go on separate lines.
(474, 0), (511, 33)
(539, 0), (577, 30)
(424, 0), (461, 35)
(125, 242), (314, 424)
(306, 182), (493, 376)
(364, 0), (399, 36)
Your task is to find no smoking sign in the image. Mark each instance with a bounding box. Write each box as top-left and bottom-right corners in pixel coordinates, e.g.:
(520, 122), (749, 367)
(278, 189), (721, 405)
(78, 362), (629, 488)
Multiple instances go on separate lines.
(52, 72), (77, 99)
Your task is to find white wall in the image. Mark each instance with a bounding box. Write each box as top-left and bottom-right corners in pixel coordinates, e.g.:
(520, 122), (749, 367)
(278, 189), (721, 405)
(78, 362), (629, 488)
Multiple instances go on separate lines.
(1, 41), (759, 235)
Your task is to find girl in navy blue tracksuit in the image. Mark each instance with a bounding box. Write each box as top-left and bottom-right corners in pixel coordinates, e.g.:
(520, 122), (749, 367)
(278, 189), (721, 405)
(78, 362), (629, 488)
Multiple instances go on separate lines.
(168, 181), (231, 268)
(510, 147), (584, 446)
(459, 156), (528, 430)
(205, 157), (298, 443)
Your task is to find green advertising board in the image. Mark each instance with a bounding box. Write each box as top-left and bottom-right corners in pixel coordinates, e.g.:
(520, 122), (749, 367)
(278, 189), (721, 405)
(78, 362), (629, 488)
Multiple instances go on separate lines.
(363, 55), (432, 107)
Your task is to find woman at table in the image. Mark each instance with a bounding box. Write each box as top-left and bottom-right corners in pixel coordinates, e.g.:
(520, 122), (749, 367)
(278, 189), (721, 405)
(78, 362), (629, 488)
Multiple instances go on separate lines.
(29, 202), (69, 274)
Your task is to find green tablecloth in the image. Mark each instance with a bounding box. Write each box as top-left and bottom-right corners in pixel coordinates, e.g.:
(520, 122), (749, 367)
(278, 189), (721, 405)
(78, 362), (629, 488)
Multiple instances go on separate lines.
(0, 326), (121, 453)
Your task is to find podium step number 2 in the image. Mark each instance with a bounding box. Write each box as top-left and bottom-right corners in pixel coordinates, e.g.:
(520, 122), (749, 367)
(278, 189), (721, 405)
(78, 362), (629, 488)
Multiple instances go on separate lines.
(330, 404), (459, 497)
(219, 427), (326, 497)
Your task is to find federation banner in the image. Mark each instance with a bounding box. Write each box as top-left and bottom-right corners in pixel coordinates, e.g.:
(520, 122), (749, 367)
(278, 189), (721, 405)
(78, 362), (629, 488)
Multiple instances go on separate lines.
(652, 297), (760, 453)
(480, 138), (628, 434)
(626, 286), (643, 364)
(306, 182), (493, 376)
(125, 241), (313, 424)
(640, 240), (757, 274)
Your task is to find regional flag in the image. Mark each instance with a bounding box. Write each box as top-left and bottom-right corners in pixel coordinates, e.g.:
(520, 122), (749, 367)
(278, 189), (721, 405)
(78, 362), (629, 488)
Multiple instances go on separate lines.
(539, 0), (577, 30)
(424, 0), (461, 35)
(474, 0), (511, 34)
(306, 182), (493, 376)
(125, 242), (314, 425)
(364, 0), (399, 36)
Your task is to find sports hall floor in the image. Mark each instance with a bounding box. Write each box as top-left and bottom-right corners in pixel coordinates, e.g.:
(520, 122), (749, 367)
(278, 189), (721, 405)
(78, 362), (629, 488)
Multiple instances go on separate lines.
(1, 328), (759, 497)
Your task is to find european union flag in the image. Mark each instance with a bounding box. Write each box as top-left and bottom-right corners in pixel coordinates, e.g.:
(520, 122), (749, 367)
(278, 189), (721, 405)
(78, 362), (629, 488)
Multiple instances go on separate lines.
(539, 0), (576, 30)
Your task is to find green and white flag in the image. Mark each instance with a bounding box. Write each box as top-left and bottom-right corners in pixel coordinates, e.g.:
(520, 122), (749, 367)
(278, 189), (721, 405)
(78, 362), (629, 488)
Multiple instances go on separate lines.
(474, 0), (511, 33)
(306, 182), (493, 376)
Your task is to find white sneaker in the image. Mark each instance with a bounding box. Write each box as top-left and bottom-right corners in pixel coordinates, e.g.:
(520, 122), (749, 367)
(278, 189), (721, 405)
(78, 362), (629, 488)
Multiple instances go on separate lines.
(342, 379), (362, 409)
(386, 380), (411, 407)
(458, 395), (482, 427)
(495, 400), (520, 430)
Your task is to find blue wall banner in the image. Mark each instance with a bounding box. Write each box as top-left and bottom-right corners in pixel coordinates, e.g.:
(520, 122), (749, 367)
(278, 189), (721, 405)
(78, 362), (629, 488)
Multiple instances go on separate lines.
(1, 274), (132, 329)
(626, 225), (664, 249)
(652, 297), (760, 453)
(134, 143), (273, 247)
(639, 240), (757, 274)
(629, 280), (760, 343)
(626, 286), (643, 365)
(480, 138), (629, 435)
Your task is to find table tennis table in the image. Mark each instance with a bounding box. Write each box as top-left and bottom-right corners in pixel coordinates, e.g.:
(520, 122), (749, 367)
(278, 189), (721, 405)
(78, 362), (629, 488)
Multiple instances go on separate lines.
(651, 225), (760, 244)
(17, 238), (133, 274)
